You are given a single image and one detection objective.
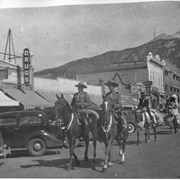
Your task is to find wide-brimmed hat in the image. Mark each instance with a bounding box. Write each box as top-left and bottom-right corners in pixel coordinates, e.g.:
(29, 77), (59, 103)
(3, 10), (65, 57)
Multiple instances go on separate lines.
(75, 81), (87, 88)
(105, 80), (119, 87)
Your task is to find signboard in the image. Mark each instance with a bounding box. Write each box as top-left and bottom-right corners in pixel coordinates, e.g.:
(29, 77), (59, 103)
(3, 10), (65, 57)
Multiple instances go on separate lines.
(0, 68), (8, 80)
(143, 81), (152, 96)
(23, 48), (31, 86)
(111, 60), (146, 67)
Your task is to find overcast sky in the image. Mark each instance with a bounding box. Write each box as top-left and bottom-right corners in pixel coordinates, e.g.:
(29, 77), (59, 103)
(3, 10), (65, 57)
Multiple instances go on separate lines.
(0, 0), (180, 71)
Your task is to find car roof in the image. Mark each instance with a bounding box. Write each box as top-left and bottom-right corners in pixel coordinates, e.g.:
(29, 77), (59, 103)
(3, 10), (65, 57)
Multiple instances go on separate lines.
(0, 110), (46, 117)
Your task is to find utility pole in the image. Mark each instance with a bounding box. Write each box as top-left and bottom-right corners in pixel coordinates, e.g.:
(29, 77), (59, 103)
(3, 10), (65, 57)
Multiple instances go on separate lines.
(3, 28), (16, 63)
(154, 25), (156, 39)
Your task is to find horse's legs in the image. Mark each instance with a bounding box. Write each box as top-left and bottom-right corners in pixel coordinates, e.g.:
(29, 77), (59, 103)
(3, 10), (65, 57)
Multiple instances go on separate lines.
(119, 139), (125, 164)
(102, 136), (114, 173)
(137, 126), (140, 146)
(84, 134), (89, 162)
(67, 137), (74, 169)
(173, 117), (177, 134)
(68, 136), (79, 169)
(144, 127), (149, 144)
(152, 123), (157, 142)
(92, 121), (97, 160)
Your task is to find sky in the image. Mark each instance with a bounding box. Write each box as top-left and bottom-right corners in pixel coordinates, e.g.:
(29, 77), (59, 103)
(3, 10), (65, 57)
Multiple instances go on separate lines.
(0, 0), (180, 72)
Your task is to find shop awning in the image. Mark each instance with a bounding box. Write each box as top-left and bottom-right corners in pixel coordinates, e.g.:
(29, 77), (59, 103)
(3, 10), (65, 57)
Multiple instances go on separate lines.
(36, 90), (73, 104)
(1, 88), (53, 109)
(35, 91), (58, 103)
(0, 90), (19, 107)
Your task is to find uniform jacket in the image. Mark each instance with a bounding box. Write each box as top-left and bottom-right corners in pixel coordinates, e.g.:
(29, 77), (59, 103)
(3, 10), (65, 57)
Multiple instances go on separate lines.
(103, 91), (122, 110)
(71, 91), (91, 109)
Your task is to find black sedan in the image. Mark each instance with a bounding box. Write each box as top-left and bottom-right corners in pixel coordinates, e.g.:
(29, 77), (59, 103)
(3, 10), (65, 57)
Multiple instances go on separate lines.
(0, 110), (63, 156)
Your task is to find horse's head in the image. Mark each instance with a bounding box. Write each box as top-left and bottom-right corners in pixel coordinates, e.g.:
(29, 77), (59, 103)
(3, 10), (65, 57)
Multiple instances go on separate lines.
(54, 93), (71, 120)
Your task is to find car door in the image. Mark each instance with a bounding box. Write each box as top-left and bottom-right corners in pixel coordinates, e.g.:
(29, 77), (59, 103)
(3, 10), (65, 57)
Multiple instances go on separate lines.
(16, 114), (44, 147)
(0, 115), (18, 148)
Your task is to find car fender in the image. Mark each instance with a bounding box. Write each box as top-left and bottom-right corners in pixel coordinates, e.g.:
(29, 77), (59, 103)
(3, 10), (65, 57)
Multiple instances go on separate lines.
(25, 130), (62, 148)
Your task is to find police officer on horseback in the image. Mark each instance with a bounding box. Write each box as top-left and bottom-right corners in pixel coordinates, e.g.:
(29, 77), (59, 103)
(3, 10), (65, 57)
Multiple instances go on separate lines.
(71, 81), (99, 126)
(138, 92), (154, 124)
(71, 81), (91, 111)
(103, 80), (127, 129)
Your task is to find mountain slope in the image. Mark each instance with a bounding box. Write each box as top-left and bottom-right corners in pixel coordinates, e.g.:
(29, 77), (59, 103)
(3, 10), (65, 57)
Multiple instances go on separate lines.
(35, 33), (180, 79)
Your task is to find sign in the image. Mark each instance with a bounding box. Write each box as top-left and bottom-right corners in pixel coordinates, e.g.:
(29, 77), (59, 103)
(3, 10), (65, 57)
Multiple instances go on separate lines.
(143, 81), (152, 96)
(111, 60), (146, 67)
(0, 68), (8, 80)
(23, 48), (31, 86)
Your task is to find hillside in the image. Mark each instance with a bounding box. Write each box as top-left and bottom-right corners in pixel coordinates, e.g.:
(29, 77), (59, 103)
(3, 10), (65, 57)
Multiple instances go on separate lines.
(34, 32), (180, 79)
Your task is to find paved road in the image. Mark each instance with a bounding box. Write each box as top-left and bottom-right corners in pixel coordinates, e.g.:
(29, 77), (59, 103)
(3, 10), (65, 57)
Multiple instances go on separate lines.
(0, 125), (180, 178)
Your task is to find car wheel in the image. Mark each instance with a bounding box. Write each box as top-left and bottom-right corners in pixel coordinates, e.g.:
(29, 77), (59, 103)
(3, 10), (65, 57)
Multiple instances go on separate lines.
(27, 138), (46, 156)
(128, 123), (136, 134)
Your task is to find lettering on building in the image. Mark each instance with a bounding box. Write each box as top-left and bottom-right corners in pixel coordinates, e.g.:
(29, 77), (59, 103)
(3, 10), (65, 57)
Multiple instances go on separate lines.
(23, 48), (30, 86)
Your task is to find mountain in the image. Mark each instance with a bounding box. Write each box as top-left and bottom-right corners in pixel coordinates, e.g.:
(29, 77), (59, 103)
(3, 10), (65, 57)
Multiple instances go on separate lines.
(34, 32), (180, 79)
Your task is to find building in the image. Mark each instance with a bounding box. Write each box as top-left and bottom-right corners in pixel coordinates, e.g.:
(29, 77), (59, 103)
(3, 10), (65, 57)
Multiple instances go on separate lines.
(77, 52), (165, 108)
(163, 61), (180, 102)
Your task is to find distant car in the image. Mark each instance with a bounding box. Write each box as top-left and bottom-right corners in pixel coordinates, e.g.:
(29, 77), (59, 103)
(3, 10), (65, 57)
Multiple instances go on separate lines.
(122, 106), (136, 134)
(0, 110), (63, 156)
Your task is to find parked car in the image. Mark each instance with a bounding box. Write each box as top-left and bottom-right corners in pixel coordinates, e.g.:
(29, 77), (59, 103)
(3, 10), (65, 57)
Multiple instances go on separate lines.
(0, 110), (63, 156)
(123, 106), (136, 134)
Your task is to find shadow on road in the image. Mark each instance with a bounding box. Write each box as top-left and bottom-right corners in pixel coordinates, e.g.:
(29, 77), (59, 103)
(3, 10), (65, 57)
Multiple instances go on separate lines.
(9, 150), (61, 158)
(0, 162), (4, 166)
(156, 130), (171, 135)
(20, 158), (110, 172)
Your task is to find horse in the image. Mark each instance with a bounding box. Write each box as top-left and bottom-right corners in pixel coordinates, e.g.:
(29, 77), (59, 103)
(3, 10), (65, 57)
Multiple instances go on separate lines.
(135, 109), (157, 146)
(54, 93), (99, 169)
(163, 108), (178, 134)
(99, 101), (129, 173)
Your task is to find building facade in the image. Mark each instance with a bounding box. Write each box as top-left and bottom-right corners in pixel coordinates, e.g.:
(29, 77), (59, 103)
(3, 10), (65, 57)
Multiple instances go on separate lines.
(163, 61), (180, 102)
(77, 52), (165, 108)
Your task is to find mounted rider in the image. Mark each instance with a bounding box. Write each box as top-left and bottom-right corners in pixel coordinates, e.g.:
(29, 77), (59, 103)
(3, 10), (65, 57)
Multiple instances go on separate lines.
(71, 81), (99, 126)
(103, 80), (127, 129)
(138, 92), (156, 125)
(169, 94), (180, 124)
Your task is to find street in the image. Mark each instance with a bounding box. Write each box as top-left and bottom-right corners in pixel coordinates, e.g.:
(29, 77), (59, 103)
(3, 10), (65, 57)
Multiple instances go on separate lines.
(0, 125), (180, 178)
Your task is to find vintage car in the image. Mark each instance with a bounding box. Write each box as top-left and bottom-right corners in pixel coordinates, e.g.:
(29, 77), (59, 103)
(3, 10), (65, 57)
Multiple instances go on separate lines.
(0, 110), (63, 156)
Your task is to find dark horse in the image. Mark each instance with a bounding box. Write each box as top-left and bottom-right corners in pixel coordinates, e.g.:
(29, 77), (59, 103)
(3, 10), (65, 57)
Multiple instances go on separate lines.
(135, 109), (157, 146)
(100, 101), (129, 173)
(54, 93), (99, 169)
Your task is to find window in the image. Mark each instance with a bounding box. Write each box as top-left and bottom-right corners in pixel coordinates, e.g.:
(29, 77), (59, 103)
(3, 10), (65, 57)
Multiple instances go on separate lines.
(0, 117), (17, 126)
(20, 115), (42, 125)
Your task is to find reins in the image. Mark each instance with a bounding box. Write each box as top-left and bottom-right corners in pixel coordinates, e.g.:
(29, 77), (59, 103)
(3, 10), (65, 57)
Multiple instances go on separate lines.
(60, 113), (74, 132)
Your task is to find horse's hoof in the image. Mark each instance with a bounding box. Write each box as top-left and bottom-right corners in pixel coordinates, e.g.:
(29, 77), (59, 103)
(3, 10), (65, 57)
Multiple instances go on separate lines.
(66, 164), (73, 170)
(119, 161), (124, 165)
(84, 156), (89, 162)
(107, 162), (112, 168)
(102, 167), (108, 173)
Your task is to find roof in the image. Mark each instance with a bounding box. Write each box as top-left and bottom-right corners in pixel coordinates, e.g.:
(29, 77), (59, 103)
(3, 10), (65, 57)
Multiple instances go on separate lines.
(36, 91), (73, 104)
(1, 88), (53, 109)
(0, 90), (19, 107)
